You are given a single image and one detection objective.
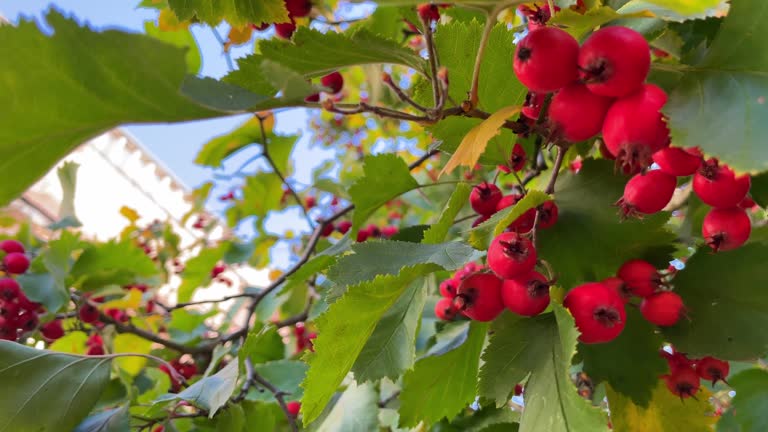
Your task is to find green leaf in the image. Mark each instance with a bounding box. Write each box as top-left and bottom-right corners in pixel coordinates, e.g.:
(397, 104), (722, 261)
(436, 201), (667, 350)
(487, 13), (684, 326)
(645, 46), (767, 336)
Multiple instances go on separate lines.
(750, 171), (768, 207)
(619, 0), (729, 21)
(180, 76), (271, 112)
(227, 172), (284, 226)
(249, 360), (307, 403)
(167, 0), (289, 26)
(316, 382), (379, 432)
(725, 368), (768, 432)
(351, 278), (427, 382)
(73, 407), (129, 432)
(300, 265), (430, 424)
(422, 182), (471, 244)
(348, 154), (419, 231)
(71, 240), (159, 291)
(170, 360), (239, 417)
(550, 6), (654, 39)
(177, 244), (228, 302)
(538, 160), (676, 288)
(242, 401), (279, 431)
(49, 331), (89, 354)
(143, 21), (201, 74)
(238, 324), (284, 370)
(216, 405), (245, 432)
(17, 273), (68, 314)
(664, 0), (768, 172)
(444, 406), (520, 432)
(607, 381), (715, 432)
(195, 116), (264, 167)
(55, 161), (81, 226)
(398, 322), (488, 427)
(0, 11), (220, 205)
(662, 244), (768, 360)
(327, 240), (481, 288)
(468, 190), (551, 250)
(113, 334), (153, 376)
(581, 308), (667, 406)
(0, 341), (112, 432)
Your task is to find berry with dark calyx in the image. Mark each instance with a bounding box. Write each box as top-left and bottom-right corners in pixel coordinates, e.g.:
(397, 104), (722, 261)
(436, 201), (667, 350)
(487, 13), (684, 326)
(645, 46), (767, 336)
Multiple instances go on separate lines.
(487, 232), (537, 279)
(702, 207), (751, 252)
(509, 143), (527, 172)
(661, 349), (695, 374)
(3, 252), (29, 274)
(284, 0), (312, 18)
(616, 170), (676, 217)
(640, 291), (685, 326)
(304, 93), (320, 103)
(211, 263), (226, 278)
(337, 220), (352, 234)
(513, 27), (579, 93)
(439, 278), (458, 298)
(603, 84), (671, 174)
(0, 239), (25, 254)
(663, 367), (700, 399)
(286, 401), (301, 417)
(0, 300), (19, 319)
(274, 21), (297, 39)
(578, 26), (650, 97)
(652, 147), (702, 177)
(521, 92), (546, 120)
(86, 345), (105, 356)
(501, 271), (551, 317)
(417, 3), (440, 23)
(41, 320), (65, 341)
(454, 272), (504, 322)
(518, 3), (560, 30)
(0, 318), (16, 341)
(564, 282), (626, 344)
(17, 311), (38, 332)
(320, 222), (335, 237)
(79, 304), (100, 324)
(695, 356), (729, 385)
(470, 182), (502, 216)
(321, 72), (344, 94)
(87, 333), (103, 347)
(537, 201), (559, 229)
(0, 278), (21, 301)
(548, 82), (613, 142)
(435, 297), (459, 320)
(617, 259), (662, 298)
(693, 158), (751, 209)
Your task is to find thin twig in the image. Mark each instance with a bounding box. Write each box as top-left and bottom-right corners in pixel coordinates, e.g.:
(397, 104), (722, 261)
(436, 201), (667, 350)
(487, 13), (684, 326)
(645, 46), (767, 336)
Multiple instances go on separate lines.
(545, 146), (565, 195)
(383, 74), (430, 113)
(155, 293), (255, 311)
(325, 101), (429, 122)
(210, 27), (235, 72)
(379, 390), (401, 408)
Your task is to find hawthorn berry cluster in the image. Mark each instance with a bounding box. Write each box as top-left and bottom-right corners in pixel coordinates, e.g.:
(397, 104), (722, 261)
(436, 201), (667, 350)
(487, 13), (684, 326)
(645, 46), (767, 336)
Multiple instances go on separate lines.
(469, 179), (558, 229)
(250, 0), (312, 40)
(159, 358), (199, 392)
(0, 239), (45, 341)
(293, 321), (316, 354)
(661, 348), (729, 399)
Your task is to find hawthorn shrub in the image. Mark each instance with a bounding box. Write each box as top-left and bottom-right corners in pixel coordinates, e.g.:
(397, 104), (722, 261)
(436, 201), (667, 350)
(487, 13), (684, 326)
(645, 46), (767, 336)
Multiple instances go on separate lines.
(0, 1), (767, 431)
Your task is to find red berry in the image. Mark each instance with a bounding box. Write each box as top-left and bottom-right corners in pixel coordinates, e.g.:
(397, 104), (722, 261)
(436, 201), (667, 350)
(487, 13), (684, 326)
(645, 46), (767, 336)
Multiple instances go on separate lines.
(513, 27), (579, 93)
(548, 82), (613, 142)
(455, 262), (482, 281)
(501, 271), (551, 317)
(578, 26), (650, 97)
(695, 356), (729, 385)
(286, 401), (301, 417)
(417, 3), (440, 22)
(320, 223), (335, 237)
(153, 426), (165, 432)
(356, 227), (372, 243)
(661, 349), (695, 374)
(304, 93), (320, 103)
(87, 333), (103, 347)
(617, 259), (661, 298)
(693, 158), (751, 209)
(663, 367), (700, 399)
(439, 278), (458, 298)
(514, 384), (524, 396)
(616, 170), (676, 217)
(381, 226), (398, 238)
(509, 143), (527, 172)
(435, 297), (459, 320)
(640, 291), (685, 326)
(601, 276), (630, 302)
(518, 3), (560, 30)
(521, 92), (546, 120)
(495, 194), (535, 233)
(702, 207), (751, 252)
(603, 84), (671, 174)
(3, 252), (29, 274)
(86, 345), (105, 356)
(321, 72), (344, 94)
(211, 263), (226, 278)
(17, 293), (40, 312)
(0, 240), (25, 254)
(179, 362), (198, 379)
(0, 317), (16, 341)
(563, 282), (626, 344)
(275, 21), (297, 39)
(337, 220), (352, 234)
(17, 311), (39, 332)
(470, 183), (502, 216)
(537, 201), (559, 229)
(454, 272), (504, 322)
(284, 0), (312, 18)
(41, 320), (65, 341)
(0, 278), (21, 301)
(304, 196), (316, 208)
(652, 147), (702, 177)
(487, 232), (537, 279)
(79, 304), (100, 324)
(0, 300), (19, 319)
(496, 194), (521, 212)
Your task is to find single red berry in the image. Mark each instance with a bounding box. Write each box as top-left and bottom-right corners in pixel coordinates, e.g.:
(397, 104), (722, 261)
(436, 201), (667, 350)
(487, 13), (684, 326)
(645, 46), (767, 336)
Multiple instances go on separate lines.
(518, 3), (560, 30)
(496, 194), (521, 212)
(739, 196), (758, 210)
(640, 291), (685, 326)
(472, 214), (489, 228)
(86, 345), (105, 356)
(304, 93), (320, 103)
(211, 263), (226, 278)
(366, 224), (382, 238)
(521, 91), (546, 120)
(501, 271), (551, 317)
(470, 183), (502, 216)
(439, 278), (458, 298)
(514, 384), (524, 396)
(40, 320), (64, 341)
(320, 223), (335, 237)
(274, 21), (297, 39)
(336, 220), (352, 234)
(510, 143), (527, 172)
(17, 311), (39, 332)
(537, 201), (559, 229)
(153, 426), (165, 432)
(616, 170), (676, 217)
(79, 304), (100, 324)
(487, 232), (537, 279)
(702, 207), (751, 252)
(0, 317), (17, 341)
(284, 0), (312, 18)
(454, 272), (504, 322)
(617, 259), (661, 298)
(0, 300), (19, 319)
(652, 147), (702, 177)
(513, 27), (579, 93)
(3, 252), (29, 274)
(286, 401), (301, 417)
(356, 227), (372, 242)
(603, 84), (671, 174)
(417, 3), (440, 22)
(435, 297), (459, 320)
(695, 356), (729, 385)
(87, 333), (103, 347)
(663, 367), (700, 399)
(578, 26), (650, 97)
(179, 362), (198, 379)
(601, 276), (630, 302)
(661, 349), (695, 374)
(563, 282), (626, 344)
(548, 82), (613, 142)
(381, 226), (398, 238)
(0, 240), (25, 254)
(693, 158), (751, 209)
(321, 72), (344, 94)
(304, 196), (316, 208)
(0, 278), (21, 301)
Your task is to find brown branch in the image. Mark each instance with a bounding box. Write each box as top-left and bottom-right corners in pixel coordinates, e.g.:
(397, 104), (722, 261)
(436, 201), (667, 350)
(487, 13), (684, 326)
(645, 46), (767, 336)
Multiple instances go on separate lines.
(421, 15), (441, 110)
(99, 311), (211, 355)
(545, 146), (565, 195)
(382, 73), (430, 113)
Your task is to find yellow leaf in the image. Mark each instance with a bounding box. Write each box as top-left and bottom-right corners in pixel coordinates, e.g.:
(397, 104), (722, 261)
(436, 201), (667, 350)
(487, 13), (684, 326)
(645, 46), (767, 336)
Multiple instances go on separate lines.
(49, 331), (88, 354)
(269, 269), (284, 281)
(119, 206), (140, 224)
(158, 8), (189, 31)
(440, 106), (521, 177)
(101, 289), (143, 310)
(607, 381), (716, 432)
(285, 230), (295, 240)
(114, 334), (152, 376)
(225, 25), (254, 51)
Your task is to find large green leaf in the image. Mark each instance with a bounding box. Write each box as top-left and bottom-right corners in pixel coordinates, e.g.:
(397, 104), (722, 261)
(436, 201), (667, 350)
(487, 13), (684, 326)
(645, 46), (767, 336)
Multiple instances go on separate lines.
(351, 278), (427, 382)
(537, 160), (676, 289)
(398, 322), (488, 427)
(724, 368), (768, 432)
(0, 11), (221, 205)
(70, 240), (159, 291)
(422, 182), (471, 244)
(143, 21), (201, 74)
(167, 0), (290, 26)
(619, 0), (729, 21)
(662, 244), (768, 360)
(664, 0), (768, 172)
(0, 341), (112, 432)
(316, 382), (379, 432)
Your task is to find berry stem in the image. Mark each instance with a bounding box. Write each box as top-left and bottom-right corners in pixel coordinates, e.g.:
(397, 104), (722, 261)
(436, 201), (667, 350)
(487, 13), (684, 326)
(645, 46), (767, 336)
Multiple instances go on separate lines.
(420, 14), (442, 112)
(545, 146), (565, 195)
(467, 9), (498, 109)
(382, 73), (431, 113)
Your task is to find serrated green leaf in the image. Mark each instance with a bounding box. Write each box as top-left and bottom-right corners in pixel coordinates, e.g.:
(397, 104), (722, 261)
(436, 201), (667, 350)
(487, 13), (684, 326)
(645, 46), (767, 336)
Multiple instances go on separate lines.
(444, 406), (520, 432)
(619, 0), (729, 21)
(195, 115), (264, 167)
(0, 11), (221, 206)
(664, 0), (768, 172)
(180, 76), (272, 112)
(398, 321), (488, 427)
(581, 308), (666, 407)
(724, 368), (768, 432)
(71, 240), (159, 291)
(423, 183), (471, 244)
(167, 0), (289, 26)
(168, 360), (239, 417)
(0, 341), (112, 432)
(177, 244), (228, 302)
(239, 325), (284, 371)
(73, 406), (129, 432)
(143, 20), (200, 74)
(348, 154), (419, 231)
(316, 382), (379, 432)
(662, 244), (768, 360)
(468, 190), (550, 250)
(55, 161), (80, 225)
(538, 160), (676, 288)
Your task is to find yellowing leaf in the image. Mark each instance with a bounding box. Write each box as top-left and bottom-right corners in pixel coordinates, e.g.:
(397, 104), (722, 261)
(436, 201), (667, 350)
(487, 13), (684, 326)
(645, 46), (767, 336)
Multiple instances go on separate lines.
(440, 106), (520, 177)
(551, 6), (654, 38)
(49, 331), (88, 354)
(158, 8), (189, 31)
(607, 381), (716, 432)
(225, 25), (254, 51)
(113, 334), (152, 376)
(285, 230), (295, 240)
(268, 269), (283, 281)
(119, 206), (140, 224)
(101, 289), (143, 310)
